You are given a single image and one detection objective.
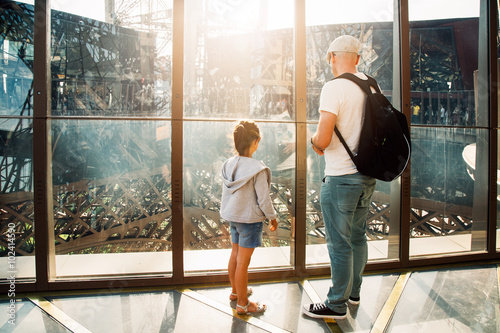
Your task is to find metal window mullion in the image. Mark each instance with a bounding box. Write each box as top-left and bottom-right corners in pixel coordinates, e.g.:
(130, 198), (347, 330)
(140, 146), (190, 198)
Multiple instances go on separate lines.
(33, 0), (55, 291)
(487, 0), (498, 255)
(171, 0), (184, 283)
(294, 0), (307, 276)
(397, 0), (412, 267)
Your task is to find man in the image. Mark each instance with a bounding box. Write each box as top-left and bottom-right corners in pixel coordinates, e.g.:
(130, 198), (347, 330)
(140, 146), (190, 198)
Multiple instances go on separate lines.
(303, 35), (377, 320)
(412, 103), (420, 124)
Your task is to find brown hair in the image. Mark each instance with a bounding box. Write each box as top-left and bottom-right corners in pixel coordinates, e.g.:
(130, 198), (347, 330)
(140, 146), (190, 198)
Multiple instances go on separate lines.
(233, 120), (260, 155)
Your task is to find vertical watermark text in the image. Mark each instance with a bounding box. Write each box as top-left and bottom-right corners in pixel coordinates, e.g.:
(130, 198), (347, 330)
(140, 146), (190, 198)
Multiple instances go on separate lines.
(6, 222), (16, 325)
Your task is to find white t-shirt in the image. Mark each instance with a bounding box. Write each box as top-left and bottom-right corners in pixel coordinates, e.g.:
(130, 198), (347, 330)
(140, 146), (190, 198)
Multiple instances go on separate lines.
(318, 72), (370, 176)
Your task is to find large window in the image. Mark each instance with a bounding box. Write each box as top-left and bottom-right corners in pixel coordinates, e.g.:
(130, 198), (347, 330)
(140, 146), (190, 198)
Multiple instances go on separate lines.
(183, 0), (295, 274)
(408, 0), (488, 258)
(0, 2), (35, 282)
(48, 0), (173, 278)
(305, 0), (401, 266)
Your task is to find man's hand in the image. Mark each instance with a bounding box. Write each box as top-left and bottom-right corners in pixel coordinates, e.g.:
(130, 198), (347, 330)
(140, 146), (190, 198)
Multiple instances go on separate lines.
(311, 111), (337, 156)
(311, 137), (325, 156)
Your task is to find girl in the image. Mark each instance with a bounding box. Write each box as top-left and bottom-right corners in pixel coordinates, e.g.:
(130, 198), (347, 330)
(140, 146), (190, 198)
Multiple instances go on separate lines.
(220, 120), (278, 315)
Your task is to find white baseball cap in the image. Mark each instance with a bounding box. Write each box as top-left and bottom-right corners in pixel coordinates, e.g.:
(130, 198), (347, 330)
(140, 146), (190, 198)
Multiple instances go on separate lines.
(326, 35), (361, 57)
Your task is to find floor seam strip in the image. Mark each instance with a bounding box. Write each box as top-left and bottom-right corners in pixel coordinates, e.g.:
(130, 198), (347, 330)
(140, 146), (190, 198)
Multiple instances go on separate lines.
(28, 296), (92, 333)
(370, 272), (411, 333)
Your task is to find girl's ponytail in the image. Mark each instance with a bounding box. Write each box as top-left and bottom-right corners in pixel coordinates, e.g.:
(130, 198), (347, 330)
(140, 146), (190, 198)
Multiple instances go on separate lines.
(233, 120), (260, 155)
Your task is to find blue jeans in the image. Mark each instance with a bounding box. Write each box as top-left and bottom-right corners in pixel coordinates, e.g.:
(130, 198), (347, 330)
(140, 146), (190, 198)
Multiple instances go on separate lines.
(320, 173), (376, 312)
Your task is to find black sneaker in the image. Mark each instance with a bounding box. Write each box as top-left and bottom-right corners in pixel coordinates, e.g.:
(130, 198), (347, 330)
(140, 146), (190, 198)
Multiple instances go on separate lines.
(348, 296), (360, 305)
(302, 303), (347, 319)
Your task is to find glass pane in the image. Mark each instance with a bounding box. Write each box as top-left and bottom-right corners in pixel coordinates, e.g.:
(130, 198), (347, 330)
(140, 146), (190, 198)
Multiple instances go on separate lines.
(410, 128), (486, 257)
(306, 0), (397, 122)
(183, 121), (294, 274)
(0, 3), (35, 282)
(408, 0), (479, 126)
(51, 120), (172, 278)
(0, 3), (34, 117)
(50, 0), (172, 117)
(305, 0), (399, 267)
(409, 0), (487, 258)
(48, 0), (173, 278)
(184, 0), (294, 119)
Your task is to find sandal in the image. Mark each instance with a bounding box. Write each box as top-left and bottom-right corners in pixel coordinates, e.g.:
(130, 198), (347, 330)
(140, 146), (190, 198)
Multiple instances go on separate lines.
(236, 301), (266, 315)
(229, 287), (253, 301)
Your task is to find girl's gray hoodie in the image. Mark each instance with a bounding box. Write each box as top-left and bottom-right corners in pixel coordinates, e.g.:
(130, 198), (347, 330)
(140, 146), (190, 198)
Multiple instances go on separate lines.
(220, 156), (277, 223)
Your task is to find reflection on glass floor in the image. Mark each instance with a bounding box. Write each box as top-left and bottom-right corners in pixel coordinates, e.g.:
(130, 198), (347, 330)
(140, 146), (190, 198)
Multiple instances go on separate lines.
(0, 264), (499, 332)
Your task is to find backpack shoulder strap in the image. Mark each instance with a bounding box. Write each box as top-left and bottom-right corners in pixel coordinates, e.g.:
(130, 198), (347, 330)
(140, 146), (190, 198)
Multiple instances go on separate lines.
(334, 73), (381, 95)
(332, 73), (380, 160)
(334, 126), (356, 160)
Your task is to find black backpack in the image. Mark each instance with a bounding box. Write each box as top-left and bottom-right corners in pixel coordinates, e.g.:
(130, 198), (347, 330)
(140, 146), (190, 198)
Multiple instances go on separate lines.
(333, 73), (411, 182)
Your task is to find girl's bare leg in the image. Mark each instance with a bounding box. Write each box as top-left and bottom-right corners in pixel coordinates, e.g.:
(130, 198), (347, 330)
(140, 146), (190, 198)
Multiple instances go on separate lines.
(235, 246), (260, 311)
(228, 242), (239, 296)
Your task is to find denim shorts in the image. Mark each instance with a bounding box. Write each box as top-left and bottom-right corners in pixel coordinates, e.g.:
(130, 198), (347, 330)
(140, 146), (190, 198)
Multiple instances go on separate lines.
(230, 222), (263, 248)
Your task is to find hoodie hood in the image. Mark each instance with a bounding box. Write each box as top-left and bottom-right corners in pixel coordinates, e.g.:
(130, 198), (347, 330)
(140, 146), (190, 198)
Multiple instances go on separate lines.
(221, 156), (270, 194)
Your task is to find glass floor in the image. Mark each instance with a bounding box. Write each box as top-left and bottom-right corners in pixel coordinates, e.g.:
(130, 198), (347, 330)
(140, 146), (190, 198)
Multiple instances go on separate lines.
(0, 264), (499, 332)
